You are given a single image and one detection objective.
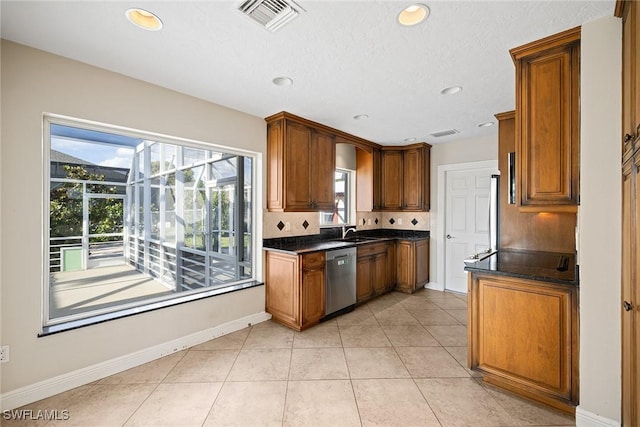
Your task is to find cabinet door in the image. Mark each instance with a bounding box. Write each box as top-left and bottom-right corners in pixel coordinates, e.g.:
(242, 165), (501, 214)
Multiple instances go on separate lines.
(415, 239), (430, 286)
(395, 241), (415, 293)
(514, 30), (580, 211)
(301, 267), (325, 326)
(386, 242), (396, 291)
(381, 150), (403, 210)
(284, 122), (313, 210)
(356, 255), (373, 303)
(267, 121), (284, 211)
(622, 158), (635, 426)
(403, 148), (424, 210)
(373, 149), (383, 211)
(311, 130), (336, 211)
(471, 275), (577, 407)
(265, 252), (300, 327)
(622, 0), (636, 152)
(372, 252), (387, 295)
(634, 155), (640, 426)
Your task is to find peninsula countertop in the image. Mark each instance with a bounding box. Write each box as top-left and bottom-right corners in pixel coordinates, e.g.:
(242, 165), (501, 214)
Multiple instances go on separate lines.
(464, 249), (579, 286)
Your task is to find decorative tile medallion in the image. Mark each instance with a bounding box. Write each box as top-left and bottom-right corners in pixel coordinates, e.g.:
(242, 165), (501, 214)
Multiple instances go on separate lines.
(277, 221), (285, 231)
(302, 220), (309, 229)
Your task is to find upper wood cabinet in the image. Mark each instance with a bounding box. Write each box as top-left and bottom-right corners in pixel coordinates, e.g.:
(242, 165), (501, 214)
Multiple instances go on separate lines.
(621, 0), (640, 156)
(510, 27), (580, 212)
(618, 2), (640, 424)
(266, 113), (336, 212)
(380, 144), (431, 211)
(381, 150), (403, 210)
(403, 145), (431, 211)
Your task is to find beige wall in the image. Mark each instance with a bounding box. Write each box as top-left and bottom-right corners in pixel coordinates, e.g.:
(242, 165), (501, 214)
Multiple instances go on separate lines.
(578, 16), (622, 424)
(429, 135), (499, 288)
(0, 41), (266, 395)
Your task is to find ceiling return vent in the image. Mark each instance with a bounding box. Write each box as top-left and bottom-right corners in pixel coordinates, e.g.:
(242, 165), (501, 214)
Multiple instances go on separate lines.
(429, 129), (460, 138)
(238, 0), (304, 32)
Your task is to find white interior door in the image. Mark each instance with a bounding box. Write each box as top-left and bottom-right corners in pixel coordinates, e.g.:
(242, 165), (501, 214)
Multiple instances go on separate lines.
(445, 168), (494, 293)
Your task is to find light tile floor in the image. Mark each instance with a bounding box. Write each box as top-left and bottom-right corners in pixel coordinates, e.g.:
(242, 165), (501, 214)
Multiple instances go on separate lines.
(5, 289), (576, 426)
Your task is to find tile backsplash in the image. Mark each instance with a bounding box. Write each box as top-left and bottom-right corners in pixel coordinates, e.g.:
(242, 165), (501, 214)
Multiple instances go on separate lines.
(264, 210), (430, 239)
(263, 211), (320, 238)
(356, 211), (430, 231)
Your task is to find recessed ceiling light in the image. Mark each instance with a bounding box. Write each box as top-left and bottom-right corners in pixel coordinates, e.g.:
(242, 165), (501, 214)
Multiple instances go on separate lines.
(440, 86), (462, 95)
(272, 77), (293, 86)
(125, 8), (163, 31)
(404, 137), (417, 142)
(398, 4), (430, 26)
(478, 121), (495, 128)
(353, 114), (369, 120)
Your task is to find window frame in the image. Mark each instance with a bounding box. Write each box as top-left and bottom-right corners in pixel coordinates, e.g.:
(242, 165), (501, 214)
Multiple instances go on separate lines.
(319, 168), (356, 227)
(42, 114), (260, 331)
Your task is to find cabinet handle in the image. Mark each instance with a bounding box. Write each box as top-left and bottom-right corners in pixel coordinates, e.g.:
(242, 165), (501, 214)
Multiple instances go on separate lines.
(623, 301), (634, 312)
(446, 234), (454, 239)
(624, 133), (635, 143)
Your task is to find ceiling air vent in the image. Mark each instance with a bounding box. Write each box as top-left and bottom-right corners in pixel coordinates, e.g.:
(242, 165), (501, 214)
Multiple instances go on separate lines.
(238, 0), (304, 32)
(429, 129), (460, 138)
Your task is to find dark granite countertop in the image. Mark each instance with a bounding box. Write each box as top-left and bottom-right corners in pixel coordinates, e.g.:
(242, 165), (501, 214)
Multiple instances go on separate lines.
(464, 249), (579, 286)
(263, 229), (430, 255)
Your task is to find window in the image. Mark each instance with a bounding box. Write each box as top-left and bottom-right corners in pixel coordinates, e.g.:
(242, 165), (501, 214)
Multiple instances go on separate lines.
(320, 169), (354, 226)
(45, 116), (256, 329)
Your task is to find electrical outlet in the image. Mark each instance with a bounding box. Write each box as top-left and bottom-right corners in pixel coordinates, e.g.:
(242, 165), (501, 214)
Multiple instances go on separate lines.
(285, 222), (291, 231)
(398, 218), (403, 225)
(0, 345), (9, 363)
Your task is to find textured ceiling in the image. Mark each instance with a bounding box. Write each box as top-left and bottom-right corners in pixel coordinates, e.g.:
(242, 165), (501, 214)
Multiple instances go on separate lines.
(1, 1), (615, 145)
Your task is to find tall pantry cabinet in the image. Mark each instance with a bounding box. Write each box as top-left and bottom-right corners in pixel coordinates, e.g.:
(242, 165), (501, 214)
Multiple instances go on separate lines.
(617, 1), (640, 425)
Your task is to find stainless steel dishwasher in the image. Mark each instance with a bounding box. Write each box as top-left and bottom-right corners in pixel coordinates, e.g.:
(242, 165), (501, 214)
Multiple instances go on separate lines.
(324, 247), (357, 319)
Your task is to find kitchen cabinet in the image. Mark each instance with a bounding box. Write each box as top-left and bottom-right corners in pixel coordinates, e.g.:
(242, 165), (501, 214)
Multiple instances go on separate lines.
(380, 144), (431, 211)
(395, 238), (429, 294)
(381, 150), (403, 210)
(356, 241), (395, 304)
(495, 111), (577, 253)
(467, 272), (579, 414)
(510, 27), (580, 212)
(266, 113), (335, 212)
(618, 1), (640, 424)
(265, 251), (325, 331)
(403, 145), (431, 211)
(355, 147), (382, 212)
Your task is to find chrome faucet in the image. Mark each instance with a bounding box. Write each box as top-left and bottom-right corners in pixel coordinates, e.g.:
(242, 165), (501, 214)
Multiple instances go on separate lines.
(342, 225), (357, 239)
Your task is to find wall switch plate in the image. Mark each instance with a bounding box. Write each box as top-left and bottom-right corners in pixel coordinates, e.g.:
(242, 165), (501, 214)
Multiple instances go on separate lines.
(0, 345), (9, 363)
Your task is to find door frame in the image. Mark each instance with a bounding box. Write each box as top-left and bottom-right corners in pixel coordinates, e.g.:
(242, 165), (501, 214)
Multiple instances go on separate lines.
(428, 160), (498, 292)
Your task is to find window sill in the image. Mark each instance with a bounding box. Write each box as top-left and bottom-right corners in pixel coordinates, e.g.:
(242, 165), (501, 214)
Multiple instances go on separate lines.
(39, 280), (264, 337)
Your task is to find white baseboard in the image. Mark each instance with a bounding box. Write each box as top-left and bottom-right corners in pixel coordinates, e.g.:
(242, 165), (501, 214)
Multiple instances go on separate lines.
(576, 406), (620, 427)
(0, 311), (271, 411)
(424, 282), (444, 291)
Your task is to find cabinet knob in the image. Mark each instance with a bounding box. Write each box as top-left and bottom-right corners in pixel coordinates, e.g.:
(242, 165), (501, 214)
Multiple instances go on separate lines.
(624, 133), (635, 143)
(446, 234), (454, 239)
(623, 301), (634, 312)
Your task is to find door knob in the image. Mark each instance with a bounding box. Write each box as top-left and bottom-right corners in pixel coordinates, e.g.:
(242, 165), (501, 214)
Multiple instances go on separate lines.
(623, 301), (634, 312)
(446, 234), (454, 239)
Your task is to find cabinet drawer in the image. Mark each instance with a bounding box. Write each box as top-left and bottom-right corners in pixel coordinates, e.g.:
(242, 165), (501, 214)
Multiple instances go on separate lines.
(357, 242), (387, 257)
(302, 252), (325, 270)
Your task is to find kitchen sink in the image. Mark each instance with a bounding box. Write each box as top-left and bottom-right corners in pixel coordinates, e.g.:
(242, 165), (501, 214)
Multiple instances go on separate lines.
(339, 236), (380, 243)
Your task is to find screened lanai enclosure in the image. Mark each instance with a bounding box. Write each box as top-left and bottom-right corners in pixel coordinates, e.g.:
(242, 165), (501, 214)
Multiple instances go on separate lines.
(47, 121), (253, 324)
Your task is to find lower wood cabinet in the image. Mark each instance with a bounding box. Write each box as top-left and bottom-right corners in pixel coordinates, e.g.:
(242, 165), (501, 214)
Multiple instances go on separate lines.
(395, 239), (429, 293)
(265, 251), (325, 331)
(356, 241), (395, 304)
(467, 272), (579, 414)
